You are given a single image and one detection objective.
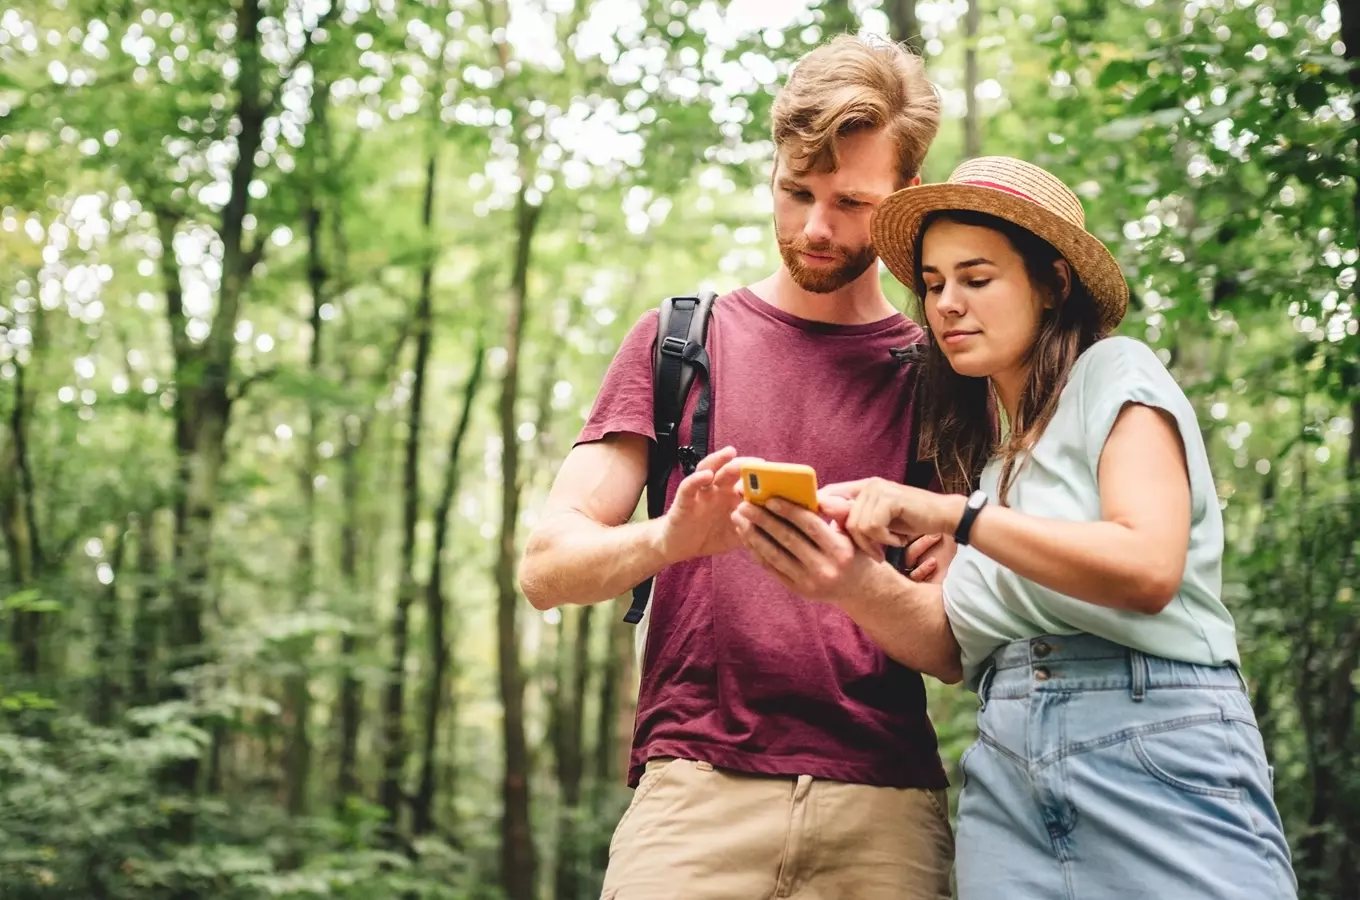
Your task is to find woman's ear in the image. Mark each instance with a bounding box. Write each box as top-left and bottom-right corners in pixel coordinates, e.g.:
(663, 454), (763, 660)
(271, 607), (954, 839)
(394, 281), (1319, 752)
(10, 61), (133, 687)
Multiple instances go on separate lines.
(1051, 259), (1073, 307)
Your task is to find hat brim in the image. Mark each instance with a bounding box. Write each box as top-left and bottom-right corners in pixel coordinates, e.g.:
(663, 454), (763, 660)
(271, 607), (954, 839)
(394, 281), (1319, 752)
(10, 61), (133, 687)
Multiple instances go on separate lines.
(870, 183), (1130, 335)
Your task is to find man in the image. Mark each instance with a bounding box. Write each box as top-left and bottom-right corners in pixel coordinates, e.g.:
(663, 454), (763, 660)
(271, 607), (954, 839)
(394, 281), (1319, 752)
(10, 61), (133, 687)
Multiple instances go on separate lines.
(519, 34), (954, 900)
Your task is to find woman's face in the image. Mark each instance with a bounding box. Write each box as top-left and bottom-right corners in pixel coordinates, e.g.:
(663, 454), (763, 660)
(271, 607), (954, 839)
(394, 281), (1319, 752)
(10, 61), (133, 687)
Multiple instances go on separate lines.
(919, 219), (1066, 382)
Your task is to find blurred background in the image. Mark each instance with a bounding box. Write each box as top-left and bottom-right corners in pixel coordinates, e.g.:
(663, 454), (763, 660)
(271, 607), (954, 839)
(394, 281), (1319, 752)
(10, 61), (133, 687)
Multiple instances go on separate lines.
(0, 0), (1356, 897)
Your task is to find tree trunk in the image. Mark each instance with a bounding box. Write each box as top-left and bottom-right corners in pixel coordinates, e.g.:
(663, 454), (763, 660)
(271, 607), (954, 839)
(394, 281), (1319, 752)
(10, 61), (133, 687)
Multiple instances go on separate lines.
(1, 360), (41, 675)
(1349, 398), (1360, 484)
(336, 315), (412, 810)
(886, 0), (921, 52)
(963, 0), (981, 159)
(590, 604), (636, 875)
(129, 509), (161, 708)
(92, 520), (128, 726)
(554, 605), (592, 900)
(413, 338), (487, 835)
(336, 425), (364, 807)
(156, 7), (268, 859)
(284, 76), (335, 818)
(497, 183), (542, 900)
(283, 194), (327, 820)
(380, 147), (439, 834)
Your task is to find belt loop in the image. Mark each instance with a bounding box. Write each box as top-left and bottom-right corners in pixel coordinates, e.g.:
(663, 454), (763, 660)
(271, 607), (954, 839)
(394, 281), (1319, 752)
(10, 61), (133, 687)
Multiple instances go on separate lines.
(1130, 649), (1147, 702)
(977, 664), (996, 712)
(1232, 663), (1249, 696)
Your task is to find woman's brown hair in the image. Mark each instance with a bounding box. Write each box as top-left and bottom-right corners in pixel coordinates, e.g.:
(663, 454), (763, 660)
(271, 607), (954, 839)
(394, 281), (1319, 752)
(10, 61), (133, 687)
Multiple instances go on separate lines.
(911, 209), (1105, 502)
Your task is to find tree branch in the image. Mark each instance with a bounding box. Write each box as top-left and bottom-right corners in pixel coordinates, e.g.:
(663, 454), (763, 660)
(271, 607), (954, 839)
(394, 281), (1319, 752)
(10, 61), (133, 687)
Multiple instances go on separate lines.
(155, 208), (192, 371)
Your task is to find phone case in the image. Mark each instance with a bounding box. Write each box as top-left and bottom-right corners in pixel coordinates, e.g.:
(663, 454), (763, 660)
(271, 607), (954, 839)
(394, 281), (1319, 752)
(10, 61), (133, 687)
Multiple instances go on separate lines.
(739, 461), (819, 512)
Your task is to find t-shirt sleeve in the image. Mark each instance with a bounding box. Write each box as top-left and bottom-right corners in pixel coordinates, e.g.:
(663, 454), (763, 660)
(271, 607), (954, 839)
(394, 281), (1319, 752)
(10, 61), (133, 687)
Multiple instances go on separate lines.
(1079, 337), (1208, 516)
(574, 308), (659, 447)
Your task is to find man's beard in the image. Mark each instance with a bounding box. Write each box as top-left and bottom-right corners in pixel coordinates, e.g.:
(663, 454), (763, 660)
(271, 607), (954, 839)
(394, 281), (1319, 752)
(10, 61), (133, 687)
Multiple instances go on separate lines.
(777, 233), (879, 294)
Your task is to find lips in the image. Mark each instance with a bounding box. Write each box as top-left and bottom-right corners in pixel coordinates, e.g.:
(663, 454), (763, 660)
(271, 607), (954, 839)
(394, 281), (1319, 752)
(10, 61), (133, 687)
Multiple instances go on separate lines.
(942, 330), (979, 345)
(801, 251), (837, 264)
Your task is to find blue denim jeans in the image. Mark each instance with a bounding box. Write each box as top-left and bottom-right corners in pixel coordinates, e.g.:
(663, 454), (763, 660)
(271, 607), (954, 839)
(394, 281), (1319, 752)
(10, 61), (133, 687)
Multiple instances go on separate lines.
(955, 634), (1297, 900)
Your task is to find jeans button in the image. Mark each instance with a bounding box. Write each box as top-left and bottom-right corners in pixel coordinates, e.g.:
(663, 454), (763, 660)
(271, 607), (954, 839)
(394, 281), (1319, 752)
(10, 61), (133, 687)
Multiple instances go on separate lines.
(1034, 667), (1051, 681)
(1033, 641), (1052, 659)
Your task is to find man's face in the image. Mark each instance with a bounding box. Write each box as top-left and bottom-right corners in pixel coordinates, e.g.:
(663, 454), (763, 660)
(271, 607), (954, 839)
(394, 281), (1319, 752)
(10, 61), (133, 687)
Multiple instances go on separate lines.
(772, 127), (911, 294)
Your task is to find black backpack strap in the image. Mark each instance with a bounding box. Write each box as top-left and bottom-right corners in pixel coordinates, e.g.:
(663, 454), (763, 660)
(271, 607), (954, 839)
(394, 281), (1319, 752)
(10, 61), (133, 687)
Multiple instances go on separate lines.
(623, 290), (717, 625)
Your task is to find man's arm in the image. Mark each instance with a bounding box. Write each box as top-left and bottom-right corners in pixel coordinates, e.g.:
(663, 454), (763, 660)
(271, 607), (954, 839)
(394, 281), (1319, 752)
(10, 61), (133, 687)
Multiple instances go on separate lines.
(518, 437), (745, 610)
(519, 434), (662, 610)
(731, 497), (962, 684)
(835, 566), (963, 684)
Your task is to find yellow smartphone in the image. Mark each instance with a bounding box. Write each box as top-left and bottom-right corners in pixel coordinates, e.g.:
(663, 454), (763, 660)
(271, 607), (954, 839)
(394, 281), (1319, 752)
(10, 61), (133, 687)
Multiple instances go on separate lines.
(740, 461), (819, 513)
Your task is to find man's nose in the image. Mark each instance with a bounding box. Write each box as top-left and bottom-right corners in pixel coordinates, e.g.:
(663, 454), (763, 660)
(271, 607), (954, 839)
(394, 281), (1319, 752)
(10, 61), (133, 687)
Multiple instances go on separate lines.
(804, 204), (834, 245)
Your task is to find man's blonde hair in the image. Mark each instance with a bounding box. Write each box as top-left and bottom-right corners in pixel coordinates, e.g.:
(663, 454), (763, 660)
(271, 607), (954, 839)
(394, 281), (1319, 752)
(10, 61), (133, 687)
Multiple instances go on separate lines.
(772, 35), (941, 185)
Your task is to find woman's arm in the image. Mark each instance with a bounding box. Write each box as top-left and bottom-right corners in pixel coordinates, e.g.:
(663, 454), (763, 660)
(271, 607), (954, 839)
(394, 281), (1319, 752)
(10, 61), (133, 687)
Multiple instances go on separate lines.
(937, 402), (1192, 614)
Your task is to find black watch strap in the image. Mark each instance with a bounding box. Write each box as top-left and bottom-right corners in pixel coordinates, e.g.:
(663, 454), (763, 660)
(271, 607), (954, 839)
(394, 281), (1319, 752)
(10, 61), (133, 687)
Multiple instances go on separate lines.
(954, 490), (988, 546)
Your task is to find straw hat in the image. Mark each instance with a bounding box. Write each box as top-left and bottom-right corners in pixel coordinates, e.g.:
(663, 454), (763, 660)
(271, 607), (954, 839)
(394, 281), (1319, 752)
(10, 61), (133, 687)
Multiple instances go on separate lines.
(871, 157), (1130, 334)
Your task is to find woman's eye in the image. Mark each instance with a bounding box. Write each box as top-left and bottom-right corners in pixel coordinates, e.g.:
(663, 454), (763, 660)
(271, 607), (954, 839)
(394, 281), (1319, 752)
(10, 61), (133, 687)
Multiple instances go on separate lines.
(925, 283), (944, 295)
(967, 279), (991, 289)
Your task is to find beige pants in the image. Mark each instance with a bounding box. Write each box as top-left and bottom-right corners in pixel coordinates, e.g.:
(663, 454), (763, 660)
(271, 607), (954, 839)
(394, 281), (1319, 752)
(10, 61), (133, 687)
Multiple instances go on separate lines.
(601, 758), (955, 900)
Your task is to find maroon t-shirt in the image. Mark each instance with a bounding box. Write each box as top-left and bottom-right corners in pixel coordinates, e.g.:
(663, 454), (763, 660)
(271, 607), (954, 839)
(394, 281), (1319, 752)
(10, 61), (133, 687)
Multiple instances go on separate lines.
(576, 287), (948, 790)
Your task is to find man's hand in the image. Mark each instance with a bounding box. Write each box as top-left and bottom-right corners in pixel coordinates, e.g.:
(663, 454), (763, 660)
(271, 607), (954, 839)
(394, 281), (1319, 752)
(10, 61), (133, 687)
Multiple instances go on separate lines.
(731, 497), (879, 603)
(903, 533), (956, 584)
(654, 447), (755, 565)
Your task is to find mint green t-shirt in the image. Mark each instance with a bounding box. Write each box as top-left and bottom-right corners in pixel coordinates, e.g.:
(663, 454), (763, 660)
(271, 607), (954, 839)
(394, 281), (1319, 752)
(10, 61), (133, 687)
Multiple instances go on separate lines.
(941, 336), (1240, 689)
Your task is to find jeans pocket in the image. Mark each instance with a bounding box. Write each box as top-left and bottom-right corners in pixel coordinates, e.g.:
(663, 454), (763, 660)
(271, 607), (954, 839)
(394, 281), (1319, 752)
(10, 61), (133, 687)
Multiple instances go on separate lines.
(956, 741), (980, 791)
(1130, 717), (1242, 800)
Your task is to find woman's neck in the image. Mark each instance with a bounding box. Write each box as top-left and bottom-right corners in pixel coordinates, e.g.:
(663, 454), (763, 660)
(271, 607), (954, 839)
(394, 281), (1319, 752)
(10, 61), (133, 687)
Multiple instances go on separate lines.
(990, 365), (1029, 429)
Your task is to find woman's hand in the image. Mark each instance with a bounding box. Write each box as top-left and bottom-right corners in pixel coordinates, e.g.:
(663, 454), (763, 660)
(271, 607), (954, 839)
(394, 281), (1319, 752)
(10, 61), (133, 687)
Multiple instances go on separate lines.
(730, 497), (880, 604)
(819, 478), (961, 563)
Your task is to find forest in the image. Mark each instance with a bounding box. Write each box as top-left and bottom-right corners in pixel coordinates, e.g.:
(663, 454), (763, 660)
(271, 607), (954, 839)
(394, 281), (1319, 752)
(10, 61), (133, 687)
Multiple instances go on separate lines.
(0, 0), (1356, 897)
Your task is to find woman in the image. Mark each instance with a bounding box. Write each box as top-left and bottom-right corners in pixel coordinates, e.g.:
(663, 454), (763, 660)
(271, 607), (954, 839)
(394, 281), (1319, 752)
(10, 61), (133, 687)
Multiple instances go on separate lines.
(731, 158), (1297, 898)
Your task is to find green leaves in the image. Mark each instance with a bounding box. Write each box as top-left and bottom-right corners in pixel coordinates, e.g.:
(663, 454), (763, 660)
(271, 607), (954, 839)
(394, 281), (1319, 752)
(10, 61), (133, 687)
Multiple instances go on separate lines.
(2, 589), (62, 615)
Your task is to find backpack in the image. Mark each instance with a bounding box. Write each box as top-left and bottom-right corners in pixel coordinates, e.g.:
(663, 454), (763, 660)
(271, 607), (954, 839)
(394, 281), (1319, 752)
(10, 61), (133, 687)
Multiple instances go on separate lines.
(621, 291), (933, 625)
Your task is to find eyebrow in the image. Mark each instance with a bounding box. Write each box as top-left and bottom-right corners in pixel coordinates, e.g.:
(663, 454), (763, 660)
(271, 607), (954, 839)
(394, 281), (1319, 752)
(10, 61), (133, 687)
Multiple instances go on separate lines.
(777, 178), (877, 203)
(921, 258), (995, 273)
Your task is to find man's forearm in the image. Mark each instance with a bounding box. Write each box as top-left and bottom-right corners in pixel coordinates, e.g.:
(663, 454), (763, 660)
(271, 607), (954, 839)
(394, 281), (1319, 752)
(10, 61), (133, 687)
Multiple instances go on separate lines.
(835, 563), (963, 684)
(519, 512), (671, 610)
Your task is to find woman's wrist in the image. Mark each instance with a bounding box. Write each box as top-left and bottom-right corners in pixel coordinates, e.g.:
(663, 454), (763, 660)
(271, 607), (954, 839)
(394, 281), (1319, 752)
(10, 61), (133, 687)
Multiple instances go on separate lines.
(931, 491), (969, 538)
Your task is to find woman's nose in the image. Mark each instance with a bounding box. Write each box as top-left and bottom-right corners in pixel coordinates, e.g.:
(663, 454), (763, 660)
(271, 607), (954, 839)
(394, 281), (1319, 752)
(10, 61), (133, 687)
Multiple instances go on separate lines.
(935, 283), (965, 315)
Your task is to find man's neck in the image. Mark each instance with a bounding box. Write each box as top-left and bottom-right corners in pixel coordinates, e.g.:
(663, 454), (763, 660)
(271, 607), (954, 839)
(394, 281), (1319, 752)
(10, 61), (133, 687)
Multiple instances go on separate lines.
(748, 266), (899, 326)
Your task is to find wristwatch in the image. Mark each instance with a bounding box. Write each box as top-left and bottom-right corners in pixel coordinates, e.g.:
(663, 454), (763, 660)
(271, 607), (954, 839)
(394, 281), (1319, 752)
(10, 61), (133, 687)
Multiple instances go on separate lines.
(954, 489), (989, 546)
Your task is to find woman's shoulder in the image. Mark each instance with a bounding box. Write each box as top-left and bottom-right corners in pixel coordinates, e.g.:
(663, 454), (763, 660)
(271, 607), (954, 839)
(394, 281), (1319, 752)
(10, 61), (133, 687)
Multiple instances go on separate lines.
(1074, 335), (1163, 373)
(1070, 336), (1181, 395)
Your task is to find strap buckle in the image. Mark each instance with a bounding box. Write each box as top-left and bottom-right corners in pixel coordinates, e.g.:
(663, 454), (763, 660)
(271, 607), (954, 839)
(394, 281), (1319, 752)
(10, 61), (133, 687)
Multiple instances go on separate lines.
(677, 445), (701, 474)
(660, 335), (688, 358)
